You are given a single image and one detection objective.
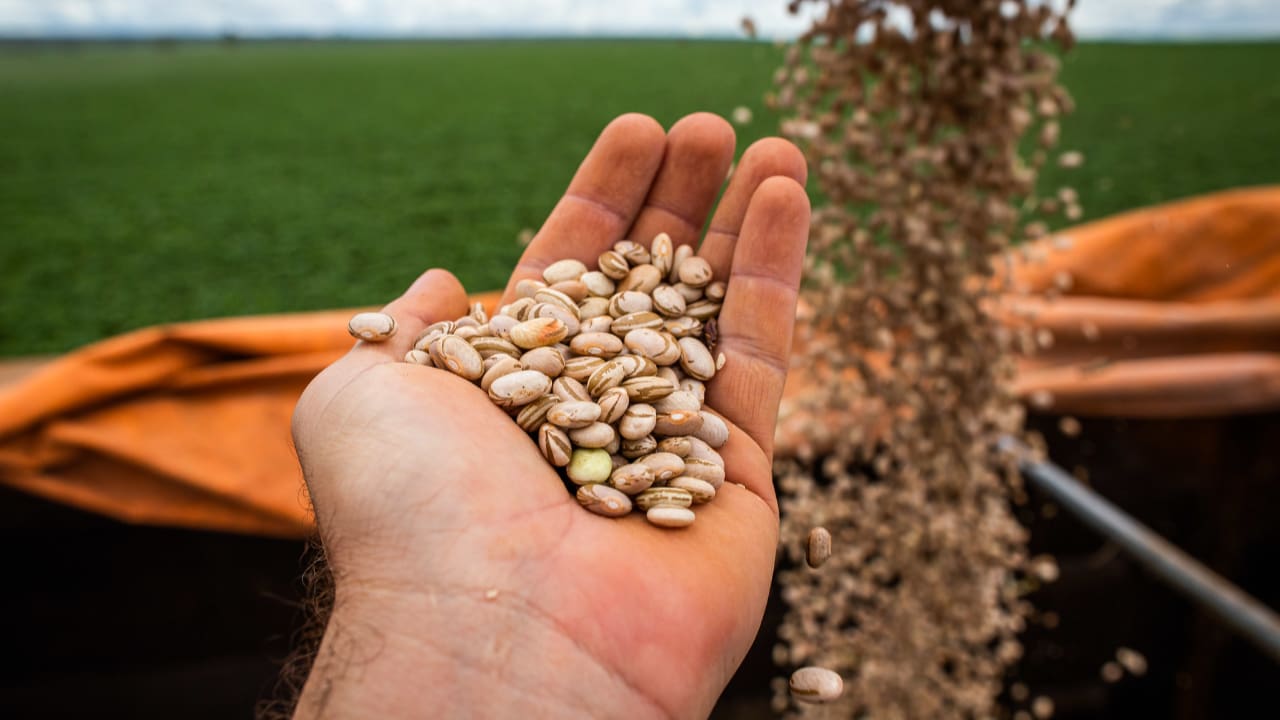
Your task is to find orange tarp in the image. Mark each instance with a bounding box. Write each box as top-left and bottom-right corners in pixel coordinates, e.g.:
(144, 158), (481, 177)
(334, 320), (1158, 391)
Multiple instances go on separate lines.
(1007, 186), (1280, 414)
(1, 187), (1277, 537)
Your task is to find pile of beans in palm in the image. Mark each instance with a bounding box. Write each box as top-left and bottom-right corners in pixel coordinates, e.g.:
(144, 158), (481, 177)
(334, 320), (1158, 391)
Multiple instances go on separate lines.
(351, 233), (730, 529)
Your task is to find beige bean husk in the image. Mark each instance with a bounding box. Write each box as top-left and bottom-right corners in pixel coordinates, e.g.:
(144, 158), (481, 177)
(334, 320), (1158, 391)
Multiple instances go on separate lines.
(347, 312), (397, 342)
(645, 505), (695, 528)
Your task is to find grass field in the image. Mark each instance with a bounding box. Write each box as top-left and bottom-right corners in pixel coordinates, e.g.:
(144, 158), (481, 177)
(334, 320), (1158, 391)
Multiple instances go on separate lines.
(1, 40), (1278, 356)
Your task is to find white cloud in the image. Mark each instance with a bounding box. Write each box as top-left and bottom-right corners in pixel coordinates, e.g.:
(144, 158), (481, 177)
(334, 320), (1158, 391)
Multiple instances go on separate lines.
(0, 0), (1277, 38)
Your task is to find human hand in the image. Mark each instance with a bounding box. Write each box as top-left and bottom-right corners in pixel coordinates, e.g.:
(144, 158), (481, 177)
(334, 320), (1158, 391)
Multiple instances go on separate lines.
(290, 113), (808, 719)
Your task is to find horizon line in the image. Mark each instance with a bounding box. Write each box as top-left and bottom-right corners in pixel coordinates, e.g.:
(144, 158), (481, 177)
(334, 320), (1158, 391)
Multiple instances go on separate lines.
(3, 30), (1279, 43)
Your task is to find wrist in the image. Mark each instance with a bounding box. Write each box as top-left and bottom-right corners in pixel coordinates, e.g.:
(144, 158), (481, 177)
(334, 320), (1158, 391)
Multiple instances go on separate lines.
(294, 582), (671, 720)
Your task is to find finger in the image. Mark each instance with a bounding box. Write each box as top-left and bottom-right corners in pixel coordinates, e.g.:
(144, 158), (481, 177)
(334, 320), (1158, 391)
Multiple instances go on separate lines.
(705, 177), (810, 459)
(500, 114), (666, 305)
(714, 413), (780, 514)
(627, 113), (736, 250)
(698, 137), (807, 280)
(351, 268), (470, 362)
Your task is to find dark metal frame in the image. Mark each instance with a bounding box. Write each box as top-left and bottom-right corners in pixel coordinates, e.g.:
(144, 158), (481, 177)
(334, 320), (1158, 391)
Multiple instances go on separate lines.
(1000, 437), (1280, 664)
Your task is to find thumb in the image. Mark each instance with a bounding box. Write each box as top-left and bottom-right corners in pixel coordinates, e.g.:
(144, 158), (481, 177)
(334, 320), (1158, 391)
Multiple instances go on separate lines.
(350, 268), (472, 363)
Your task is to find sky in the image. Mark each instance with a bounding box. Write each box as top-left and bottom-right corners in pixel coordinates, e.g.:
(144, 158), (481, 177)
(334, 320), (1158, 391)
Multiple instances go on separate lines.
(1, 0), (1278, 39)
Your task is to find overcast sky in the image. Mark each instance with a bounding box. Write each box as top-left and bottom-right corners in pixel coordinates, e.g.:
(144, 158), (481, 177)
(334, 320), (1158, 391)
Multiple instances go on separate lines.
(2, 0), (1278, 39)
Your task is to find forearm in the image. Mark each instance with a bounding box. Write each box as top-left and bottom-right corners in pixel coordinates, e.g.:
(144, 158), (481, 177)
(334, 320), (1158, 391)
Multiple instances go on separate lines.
(294, 584), (671, 720)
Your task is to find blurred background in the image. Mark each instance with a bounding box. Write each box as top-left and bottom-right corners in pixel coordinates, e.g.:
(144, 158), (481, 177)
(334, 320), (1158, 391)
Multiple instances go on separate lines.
(2, 1), (1279, 718)
(2, 1), (1279, 356)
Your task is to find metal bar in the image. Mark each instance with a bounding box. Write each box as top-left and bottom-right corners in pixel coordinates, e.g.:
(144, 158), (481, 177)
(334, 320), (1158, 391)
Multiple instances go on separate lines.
(1000, 437), (1280, 664)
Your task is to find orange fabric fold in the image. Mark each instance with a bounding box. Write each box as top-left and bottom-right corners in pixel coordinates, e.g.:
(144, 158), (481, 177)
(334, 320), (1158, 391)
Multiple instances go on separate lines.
(2, 187), (1278, 537)
(0, 313), (356, 536)
(1004, 185), (1280, 416)
(1012, 186), (1280, 302)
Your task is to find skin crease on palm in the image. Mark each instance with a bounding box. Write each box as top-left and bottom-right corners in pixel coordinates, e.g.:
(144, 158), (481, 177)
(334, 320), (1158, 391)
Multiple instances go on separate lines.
(290, 113), (810, 720)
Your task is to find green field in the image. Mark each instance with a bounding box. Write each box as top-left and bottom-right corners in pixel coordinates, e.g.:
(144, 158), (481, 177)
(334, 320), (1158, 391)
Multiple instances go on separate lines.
(2, 40), (1278, 356)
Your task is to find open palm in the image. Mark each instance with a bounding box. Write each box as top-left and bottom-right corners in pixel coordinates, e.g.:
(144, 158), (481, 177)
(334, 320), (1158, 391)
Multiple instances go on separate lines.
(292, 113), (809, 719)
